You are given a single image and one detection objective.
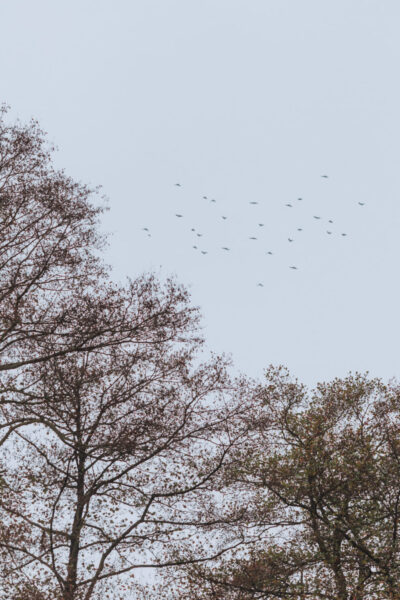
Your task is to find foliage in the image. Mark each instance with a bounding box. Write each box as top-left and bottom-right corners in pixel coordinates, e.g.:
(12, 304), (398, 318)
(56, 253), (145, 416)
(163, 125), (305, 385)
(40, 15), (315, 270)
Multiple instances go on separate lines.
(0, 110), (258, 599)
(168, 368), (400, 600)
(2, 109), (400, 600)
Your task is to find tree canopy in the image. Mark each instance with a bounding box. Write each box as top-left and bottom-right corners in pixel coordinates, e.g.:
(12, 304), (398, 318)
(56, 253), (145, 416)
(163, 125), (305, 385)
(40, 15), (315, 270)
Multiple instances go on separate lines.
(1, 110), (400, 600)
(171, 368), (400, 600)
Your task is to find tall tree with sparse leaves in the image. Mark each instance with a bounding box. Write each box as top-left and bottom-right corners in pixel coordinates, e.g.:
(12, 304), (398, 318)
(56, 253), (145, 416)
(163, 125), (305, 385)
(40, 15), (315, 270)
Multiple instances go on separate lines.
(167, 369), (400, 600)
(0, 110), (257, 599)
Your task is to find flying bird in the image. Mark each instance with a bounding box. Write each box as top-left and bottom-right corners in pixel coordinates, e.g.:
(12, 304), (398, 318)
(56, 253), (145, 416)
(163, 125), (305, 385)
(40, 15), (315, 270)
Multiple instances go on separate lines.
(326, 231), (332, 235)
(203, 196), (208, 199)
(197, 233), (203, 237)
(328, 220), (334, 223)
(257, 283), (264, 287)
(142, 227), (149, 231)
(193, 245), (198, 249)
(358, 202), (365, 206)
(222, 216), (227, 220)
(321, 175), (329, 179)
(222, 247), (230, 251)
(211, 199), (216, 203)
(297, 197), (303, 201)
(249, 201), (258, 205)
(288, 238), (294, 242)
(341, 233), (347, 237)
(313, 216), (321, 220)
(285, 203), (293, 208)
(266, 251), (273, 255)
(249, 236), (257, 240)
(175, 214), (183, 218)
(297, 228), (303, 231)
(289, 266), (298, 270)
(258, 223), (264, 227)
(201, 251), (208, 255)
(175, 183), (181, 187)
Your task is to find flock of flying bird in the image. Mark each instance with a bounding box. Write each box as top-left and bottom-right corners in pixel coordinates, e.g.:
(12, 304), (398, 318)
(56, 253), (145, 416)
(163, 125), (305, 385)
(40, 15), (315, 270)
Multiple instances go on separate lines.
(141, 177), (366, 287)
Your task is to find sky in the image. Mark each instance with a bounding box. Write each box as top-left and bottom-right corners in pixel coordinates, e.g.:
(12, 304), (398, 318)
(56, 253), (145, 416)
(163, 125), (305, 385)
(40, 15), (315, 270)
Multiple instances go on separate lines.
(1, 0), (400, 386)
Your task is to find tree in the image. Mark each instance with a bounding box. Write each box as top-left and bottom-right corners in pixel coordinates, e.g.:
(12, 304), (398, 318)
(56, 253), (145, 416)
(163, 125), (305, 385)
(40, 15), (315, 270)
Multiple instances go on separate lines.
(0, 109), (257, 597)
(0, 105), (110, 375)
(0, 291), (253, 599)
(170, 368), (400, 600)
(0, 108), (205, 451)
(0, 110), (259, 599)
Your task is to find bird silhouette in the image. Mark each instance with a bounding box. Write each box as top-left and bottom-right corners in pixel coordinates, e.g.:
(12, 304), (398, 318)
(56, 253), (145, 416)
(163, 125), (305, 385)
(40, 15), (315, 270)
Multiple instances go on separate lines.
(257, 283), (264, 287)
(163, 180), (360, 279)
(142, 227), (149, 231)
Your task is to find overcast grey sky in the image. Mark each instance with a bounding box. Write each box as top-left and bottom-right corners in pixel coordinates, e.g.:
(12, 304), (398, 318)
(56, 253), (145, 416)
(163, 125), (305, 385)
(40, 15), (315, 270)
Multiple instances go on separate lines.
(1, 0), (400, 385)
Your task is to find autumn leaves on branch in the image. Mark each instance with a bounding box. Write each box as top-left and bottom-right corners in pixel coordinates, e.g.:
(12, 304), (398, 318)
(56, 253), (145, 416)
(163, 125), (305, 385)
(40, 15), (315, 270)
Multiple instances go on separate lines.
(0, 109), (399, 600)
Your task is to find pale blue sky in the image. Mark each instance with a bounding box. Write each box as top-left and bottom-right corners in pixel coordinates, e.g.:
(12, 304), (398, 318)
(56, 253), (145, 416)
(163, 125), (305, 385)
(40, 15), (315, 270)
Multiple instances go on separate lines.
(1, 0), (400, 384)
